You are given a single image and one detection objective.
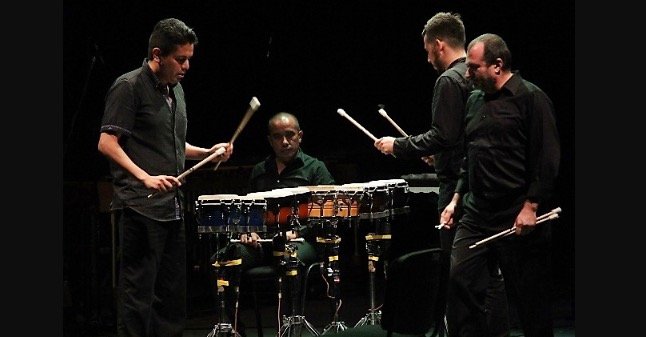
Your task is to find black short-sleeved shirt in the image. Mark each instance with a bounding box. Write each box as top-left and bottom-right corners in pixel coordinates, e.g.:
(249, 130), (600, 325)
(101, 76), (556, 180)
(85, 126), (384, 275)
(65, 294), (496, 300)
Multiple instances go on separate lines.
(99, 59), (188, 221)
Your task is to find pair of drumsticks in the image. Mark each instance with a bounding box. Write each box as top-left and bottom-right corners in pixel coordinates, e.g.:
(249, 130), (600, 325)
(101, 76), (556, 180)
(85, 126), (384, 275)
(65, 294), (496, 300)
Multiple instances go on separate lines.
(337, 104), (408, 141)
(337, 106), (562, 247)
(148, 97), (261, 198)
(468, 207), (562, 248)
(338, 106), (435, 165)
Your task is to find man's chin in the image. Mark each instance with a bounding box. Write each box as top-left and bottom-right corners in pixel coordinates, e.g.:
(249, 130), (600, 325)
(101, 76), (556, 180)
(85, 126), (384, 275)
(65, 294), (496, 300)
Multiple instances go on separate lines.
(278, 151), (296, 160)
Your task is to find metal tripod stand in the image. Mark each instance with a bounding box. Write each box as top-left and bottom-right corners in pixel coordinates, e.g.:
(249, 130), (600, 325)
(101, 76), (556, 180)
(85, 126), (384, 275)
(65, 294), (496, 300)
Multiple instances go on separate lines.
(354, 216), (391, 328)
(314, 218), (348, 334)
(207, 233), (244, 337)
(275, 232), (320, 337)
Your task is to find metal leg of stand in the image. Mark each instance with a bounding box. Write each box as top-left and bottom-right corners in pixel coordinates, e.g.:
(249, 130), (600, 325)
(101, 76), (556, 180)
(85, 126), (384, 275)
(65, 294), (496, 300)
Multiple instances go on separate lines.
(318, 229), (348, 335)
(207, 322), (243, 337)
(206, 281), (243, 337)
(321, 321), (349, 334)
(355, 231), (390, 328)
(320, 298), (349, 334)
(278, 240), (321, 337)
(207, 235), (244, 337)
(354, 258), (381, 327)
(280, 315), (321, 337)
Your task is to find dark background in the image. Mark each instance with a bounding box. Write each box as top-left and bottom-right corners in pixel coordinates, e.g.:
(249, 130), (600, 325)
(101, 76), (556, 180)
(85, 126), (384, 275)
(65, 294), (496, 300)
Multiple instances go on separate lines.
(63, 0), (574, 332)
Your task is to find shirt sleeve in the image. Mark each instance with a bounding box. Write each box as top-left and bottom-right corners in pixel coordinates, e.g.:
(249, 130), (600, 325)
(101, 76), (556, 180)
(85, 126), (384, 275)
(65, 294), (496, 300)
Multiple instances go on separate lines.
(393, 75), (465, 157)
(100, 78), (137, 137)
(525, 90), (561, 204)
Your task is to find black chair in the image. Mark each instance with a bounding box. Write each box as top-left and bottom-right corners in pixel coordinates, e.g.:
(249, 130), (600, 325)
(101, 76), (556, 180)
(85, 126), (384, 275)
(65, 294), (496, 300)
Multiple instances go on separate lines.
(381, 247), (443, 337)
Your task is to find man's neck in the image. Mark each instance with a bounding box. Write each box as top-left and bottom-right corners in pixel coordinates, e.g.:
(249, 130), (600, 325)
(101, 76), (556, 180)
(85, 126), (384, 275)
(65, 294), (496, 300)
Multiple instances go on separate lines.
(276, 159), (286, 174)
(443, 49), (466, 71)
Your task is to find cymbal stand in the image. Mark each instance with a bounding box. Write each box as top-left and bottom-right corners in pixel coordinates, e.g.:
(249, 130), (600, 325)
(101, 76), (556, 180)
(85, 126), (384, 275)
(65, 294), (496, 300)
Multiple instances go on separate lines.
(207, 233), (244, 337)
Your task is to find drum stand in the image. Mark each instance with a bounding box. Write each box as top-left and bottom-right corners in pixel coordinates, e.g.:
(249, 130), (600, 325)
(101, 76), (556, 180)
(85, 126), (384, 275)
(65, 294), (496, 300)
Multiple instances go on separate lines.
(274, 228), (320, 337)
(354, 216), (391, 328)
(207, 233), (244, 337)
(316, 218), (349, 335)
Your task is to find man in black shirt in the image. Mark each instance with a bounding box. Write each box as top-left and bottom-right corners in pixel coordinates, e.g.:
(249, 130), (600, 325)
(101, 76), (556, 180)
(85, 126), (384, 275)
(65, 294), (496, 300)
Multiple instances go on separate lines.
(97, 18), (233, 337)
(441, 33), (561, 337)
(374, 13), (509, 336)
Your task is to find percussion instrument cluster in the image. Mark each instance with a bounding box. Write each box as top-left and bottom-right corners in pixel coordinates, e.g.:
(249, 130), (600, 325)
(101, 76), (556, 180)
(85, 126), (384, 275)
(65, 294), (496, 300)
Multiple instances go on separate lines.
(194, 179), (411, 238)
(196, 179), (412, 335)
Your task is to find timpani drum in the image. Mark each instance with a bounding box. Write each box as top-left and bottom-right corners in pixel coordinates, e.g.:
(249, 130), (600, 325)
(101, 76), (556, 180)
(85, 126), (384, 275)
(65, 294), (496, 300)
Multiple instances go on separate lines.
(195, 194), (241, 233)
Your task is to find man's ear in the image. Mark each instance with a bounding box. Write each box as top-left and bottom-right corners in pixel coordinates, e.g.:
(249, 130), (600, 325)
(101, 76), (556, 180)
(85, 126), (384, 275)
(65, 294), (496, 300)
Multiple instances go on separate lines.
(152, 48), (162, 62)
(494, 58), (504, 74)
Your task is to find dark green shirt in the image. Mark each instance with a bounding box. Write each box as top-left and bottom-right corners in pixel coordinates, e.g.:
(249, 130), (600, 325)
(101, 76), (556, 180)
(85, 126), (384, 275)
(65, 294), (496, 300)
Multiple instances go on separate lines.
(248, 149), (335, 239)
(248, 149), (335, 193)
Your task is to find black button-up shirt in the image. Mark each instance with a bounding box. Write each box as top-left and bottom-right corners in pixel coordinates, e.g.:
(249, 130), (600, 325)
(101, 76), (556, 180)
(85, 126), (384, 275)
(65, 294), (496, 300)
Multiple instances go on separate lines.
(393, 59), (469, 181)
(457, 72), (560, 220)
(100, 59), (187, 221)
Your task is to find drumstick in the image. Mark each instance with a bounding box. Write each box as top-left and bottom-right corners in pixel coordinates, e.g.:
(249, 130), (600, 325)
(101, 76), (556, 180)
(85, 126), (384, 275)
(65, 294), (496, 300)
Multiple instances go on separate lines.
(438, 206), (562, 230)
(337, 108), (397, 157)
(148, 97), (261, 198)
(212, 96), (262, 172)
(337, 108), (377, 141)
(147, 147), (227, 198)
(178, 147), (226, 181)
(469, 207), (562, 248)
(230, 237), (304, 243)
(378, 105), (408, 137)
